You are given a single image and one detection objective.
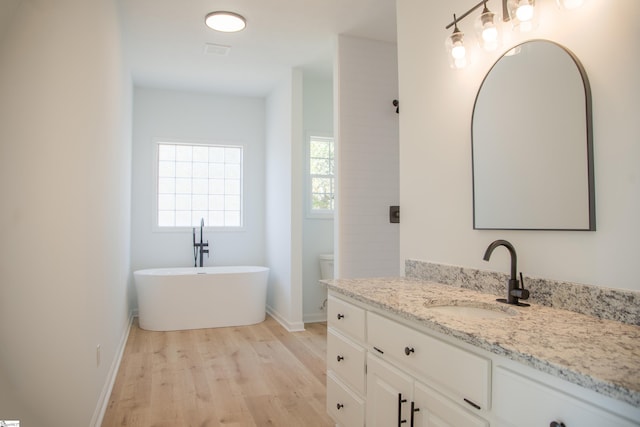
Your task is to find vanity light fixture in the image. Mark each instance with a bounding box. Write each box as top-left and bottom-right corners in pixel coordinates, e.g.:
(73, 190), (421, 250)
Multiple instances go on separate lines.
(445, 14), (468, 69)
(205, 11), (246, 33)
(506, 0), (538, 32)
(445, 0), (584, 69)
(445, 0), (534, 35)
(474, 1), (501, 51)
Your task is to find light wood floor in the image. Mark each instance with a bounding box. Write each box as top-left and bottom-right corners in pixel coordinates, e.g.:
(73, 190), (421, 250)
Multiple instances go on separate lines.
(101, 316), (333, 427)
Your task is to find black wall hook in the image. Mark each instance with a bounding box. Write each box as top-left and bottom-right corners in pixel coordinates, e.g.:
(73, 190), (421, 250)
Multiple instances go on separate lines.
(393, 99), (399, 114)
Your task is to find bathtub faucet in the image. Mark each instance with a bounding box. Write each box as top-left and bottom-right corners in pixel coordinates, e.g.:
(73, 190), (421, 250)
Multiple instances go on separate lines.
(193, 218), (209, 267)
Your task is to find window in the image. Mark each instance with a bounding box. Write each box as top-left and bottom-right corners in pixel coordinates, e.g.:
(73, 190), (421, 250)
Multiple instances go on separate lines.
(308, 135), (335, 216)
(156, 142), (243, 228)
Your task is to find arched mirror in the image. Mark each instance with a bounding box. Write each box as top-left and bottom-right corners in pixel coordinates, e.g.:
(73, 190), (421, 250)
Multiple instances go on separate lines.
(472, 40), (595, 230)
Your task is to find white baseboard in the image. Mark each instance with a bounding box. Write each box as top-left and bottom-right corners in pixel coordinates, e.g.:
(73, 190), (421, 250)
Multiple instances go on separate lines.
(90, 311), (134, 427)
(303, 312), (327, 323)
(266, 305), (305, 332)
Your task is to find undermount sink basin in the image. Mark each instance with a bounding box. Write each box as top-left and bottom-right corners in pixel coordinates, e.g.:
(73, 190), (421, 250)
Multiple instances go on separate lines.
(425, 303), (518, 319)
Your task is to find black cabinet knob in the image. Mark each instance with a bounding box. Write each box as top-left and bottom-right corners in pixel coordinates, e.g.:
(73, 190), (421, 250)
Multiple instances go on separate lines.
(336, 403), (344, 410)
(404, 346), (415, 356)
(550, 422), (566, 427)
(337, 355), (344, 362)
(337, 313), (344, 319)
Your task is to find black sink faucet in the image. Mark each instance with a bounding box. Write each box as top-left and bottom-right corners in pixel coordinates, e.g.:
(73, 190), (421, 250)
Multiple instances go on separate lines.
(193, 218), (209, 267)
(483, 239), (530, 306)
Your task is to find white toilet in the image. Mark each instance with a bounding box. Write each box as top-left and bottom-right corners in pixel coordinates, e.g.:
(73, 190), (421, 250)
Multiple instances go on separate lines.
(318, 253), (334, 280)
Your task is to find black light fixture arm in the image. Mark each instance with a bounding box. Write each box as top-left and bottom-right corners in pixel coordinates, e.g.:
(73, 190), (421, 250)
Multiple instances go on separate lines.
(445, 0), (510, 29)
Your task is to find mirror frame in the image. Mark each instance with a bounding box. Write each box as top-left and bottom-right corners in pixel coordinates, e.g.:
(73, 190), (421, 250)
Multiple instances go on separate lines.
(471, 40), (596, 231)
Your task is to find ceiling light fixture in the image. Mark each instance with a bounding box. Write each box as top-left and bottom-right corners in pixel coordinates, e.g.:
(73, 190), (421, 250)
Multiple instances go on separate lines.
(205, 11), (246, 33)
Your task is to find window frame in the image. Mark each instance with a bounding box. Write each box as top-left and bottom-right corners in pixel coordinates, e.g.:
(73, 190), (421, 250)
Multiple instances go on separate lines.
(306, 132), (335, 219)
(152, 138), (245, 232)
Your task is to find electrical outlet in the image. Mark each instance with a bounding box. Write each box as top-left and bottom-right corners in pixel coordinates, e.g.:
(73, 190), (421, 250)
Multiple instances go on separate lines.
(96, 344), (101, 367)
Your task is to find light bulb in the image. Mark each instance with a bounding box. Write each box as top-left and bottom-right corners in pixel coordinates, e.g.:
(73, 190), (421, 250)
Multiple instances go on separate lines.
(482, 26), (498, 42)
(516, 1), (534, 21)
(446, 16), (468, 69)
(475, 5), (501, 52)
(454, 57), (468, 69)
(451, 43), (466, 60)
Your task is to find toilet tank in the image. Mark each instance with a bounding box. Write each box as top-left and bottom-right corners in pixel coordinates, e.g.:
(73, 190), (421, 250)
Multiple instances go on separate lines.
(319, 253), (334, 280)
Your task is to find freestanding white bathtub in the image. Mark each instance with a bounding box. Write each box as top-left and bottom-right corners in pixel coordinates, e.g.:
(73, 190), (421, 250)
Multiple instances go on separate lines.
(134, 266), (269, 331)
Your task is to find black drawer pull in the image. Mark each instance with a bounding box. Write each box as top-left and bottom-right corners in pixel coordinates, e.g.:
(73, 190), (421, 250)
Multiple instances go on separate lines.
(373, 346), (384, 354)
(463, 398), (481, 410)
(550, 422), (566, 427)
(336, 403), (344, 410)
(337, 313), (345, 320)
(410, 401), (420, 427)
(404, 346), (415, 356)
(337, 355), (344, 362)
(398, 393), (408, 426)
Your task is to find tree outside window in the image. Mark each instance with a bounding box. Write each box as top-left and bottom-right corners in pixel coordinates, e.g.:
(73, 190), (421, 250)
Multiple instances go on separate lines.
(309, 136), (334, 216)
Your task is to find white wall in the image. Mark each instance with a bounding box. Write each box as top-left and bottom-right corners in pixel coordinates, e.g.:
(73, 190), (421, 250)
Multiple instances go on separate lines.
(397, 0), (640, 291)
(130, 87), (266, 304)
(302, 71), (334, 322)
(0, 0), (132, 425)
(265, 69), (305, 330)
(335, 35), (400, 278)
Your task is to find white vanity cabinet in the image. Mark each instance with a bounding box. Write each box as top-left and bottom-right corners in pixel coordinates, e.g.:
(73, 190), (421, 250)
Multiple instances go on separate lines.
(326, 292), (640, 427)
(326, 295), (366, 426)
(493, 366), (639, 427)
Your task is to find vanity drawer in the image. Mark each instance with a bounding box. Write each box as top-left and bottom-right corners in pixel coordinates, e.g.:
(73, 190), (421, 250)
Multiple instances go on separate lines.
(328, 295), (365, 342)
(494, 366), (639, 427)
(327, 371), (365, 427)
(367, 311), (490, 410)
(327, 328), (366, 394)
(415, 380), (489, 427)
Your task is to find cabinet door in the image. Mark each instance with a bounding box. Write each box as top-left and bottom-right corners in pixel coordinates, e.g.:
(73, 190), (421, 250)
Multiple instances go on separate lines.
(494, 366), (639, 427)
(413, 381), (489, 427)
(367, 354), (414, 427)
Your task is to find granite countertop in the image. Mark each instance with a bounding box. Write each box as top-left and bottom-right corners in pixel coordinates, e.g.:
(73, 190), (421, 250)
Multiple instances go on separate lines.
(324, 277), (640, 408)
